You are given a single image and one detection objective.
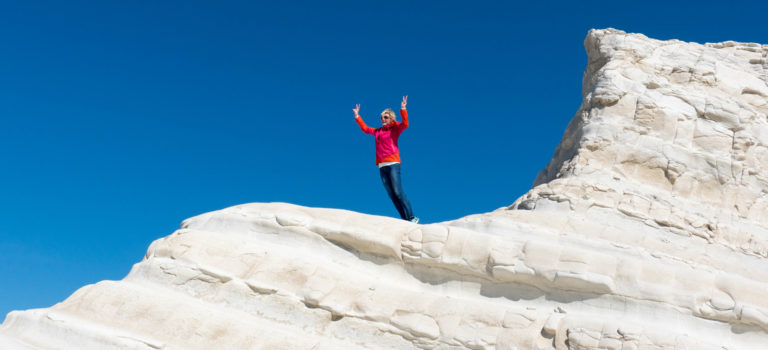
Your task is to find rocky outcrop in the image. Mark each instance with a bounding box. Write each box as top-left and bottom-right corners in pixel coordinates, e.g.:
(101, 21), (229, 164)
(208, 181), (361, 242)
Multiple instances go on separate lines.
(2, 29), (768, 349)
(523, 29), (768, 260)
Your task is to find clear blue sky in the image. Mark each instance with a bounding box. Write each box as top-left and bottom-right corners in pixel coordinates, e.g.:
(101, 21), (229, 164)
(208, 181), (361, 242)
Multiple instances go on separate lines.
(2, 0), (766, 318)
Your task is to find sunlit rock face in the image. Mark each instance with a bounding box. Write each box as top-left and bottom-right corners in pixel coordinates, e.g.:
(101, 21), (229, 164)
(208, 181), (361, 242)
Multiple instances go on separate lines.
(2, 29), (768, 350)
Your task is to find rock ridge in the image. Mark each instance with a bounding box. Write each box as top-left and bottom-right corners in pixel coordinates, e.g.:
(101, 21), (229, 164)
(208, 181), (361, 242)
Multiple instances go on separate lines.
(2, 29), (768, 349)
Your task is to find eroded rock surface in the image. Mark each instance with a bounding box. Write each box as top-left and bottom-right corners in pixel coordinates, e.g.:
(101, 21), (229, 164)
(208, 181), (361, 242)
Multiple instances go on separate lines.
(2, 29), (768, 349)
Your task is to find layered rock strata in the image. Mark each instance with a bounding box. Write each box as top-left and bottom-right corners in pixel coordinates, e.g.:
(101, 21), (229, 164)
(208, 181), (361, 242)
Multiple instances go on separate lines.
(2, 29), (768, 349)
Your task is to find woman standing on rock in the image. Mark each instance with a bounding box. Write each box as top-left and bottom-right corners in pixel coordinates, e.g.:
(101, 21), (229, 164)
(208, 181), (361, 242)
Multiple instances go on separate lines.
(353, 96), (419, 223)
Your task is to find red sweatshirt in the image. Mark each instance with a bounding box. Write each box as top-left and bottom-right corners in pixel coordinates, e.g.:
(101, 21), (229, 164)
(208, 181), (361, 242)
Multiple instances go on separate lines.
(355, 109), (409, 165)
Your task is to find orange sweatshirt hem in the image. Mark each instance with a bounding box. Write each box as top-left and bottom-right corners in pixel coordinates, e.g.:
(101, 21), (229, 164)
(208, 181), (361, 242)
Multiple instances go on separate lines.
(376, 154), (401, 165)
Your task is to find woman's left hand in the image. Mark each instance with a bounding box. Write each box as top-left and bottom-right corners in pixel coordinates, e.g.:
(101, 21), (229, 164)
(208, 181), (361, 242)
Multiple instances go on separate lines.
(401, 95), (408, 110)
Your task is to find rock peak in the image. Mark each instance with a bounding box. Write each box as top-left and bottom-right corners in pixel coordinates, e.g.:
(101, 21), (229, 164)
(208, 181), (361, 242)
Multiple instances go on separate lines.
(521, 28), (768, 260)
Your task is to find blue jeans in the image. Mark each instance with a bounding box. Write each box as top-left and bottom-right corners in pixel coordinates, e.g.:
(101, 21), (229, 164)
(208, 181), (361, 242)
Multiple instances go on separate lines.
(379, 163), (415, 220)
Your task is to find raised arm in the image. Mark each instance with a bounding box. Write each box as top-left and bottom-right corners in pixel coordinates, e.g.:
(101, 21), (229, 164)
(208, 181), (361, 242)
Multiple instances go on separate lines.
(399, 95), (409, 129)
(353, 104), (375, 135)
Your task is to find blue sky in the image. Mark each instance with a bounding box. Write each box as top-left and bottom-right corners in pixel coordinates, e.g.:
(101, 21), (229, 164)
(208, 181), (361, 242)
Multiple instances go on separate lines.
(2, 0), (767, 318)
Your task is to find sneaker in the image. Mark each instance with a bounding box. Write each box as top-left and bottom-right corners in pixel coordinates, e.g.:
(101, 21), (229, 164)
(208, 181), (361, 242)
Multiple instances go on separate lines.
(409, 217), (420, 224)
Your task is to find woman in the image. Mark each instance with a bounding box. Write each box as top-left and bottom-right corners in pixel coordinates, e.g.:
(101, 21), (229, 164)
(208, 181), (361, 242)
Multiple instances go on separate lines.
(353, 96), (419, 223)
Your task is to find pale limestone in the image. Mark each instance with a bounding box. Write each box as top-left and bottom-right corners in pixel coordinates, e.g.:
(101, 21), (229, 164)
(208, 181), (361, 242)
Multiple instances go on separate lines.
(2, 28), (768, 349)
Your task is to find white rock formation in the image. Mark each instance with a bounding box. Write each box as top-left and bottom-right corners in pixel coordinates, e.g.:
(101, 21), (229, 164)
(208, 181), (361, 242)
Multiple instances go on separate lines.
(2, 28), (768, 349)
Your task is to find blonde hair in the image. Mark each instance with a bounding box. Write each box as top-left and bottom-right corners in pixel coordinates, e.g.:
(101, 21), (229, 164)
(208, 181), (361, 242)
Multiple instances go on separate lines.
(380, 108), (397, 121)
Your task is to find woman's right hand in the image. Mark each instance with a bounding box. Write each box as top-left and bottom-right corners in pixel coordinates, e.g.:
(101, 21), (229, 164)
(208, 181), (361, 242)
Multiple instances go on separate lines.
(353, 104), (360, 118)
